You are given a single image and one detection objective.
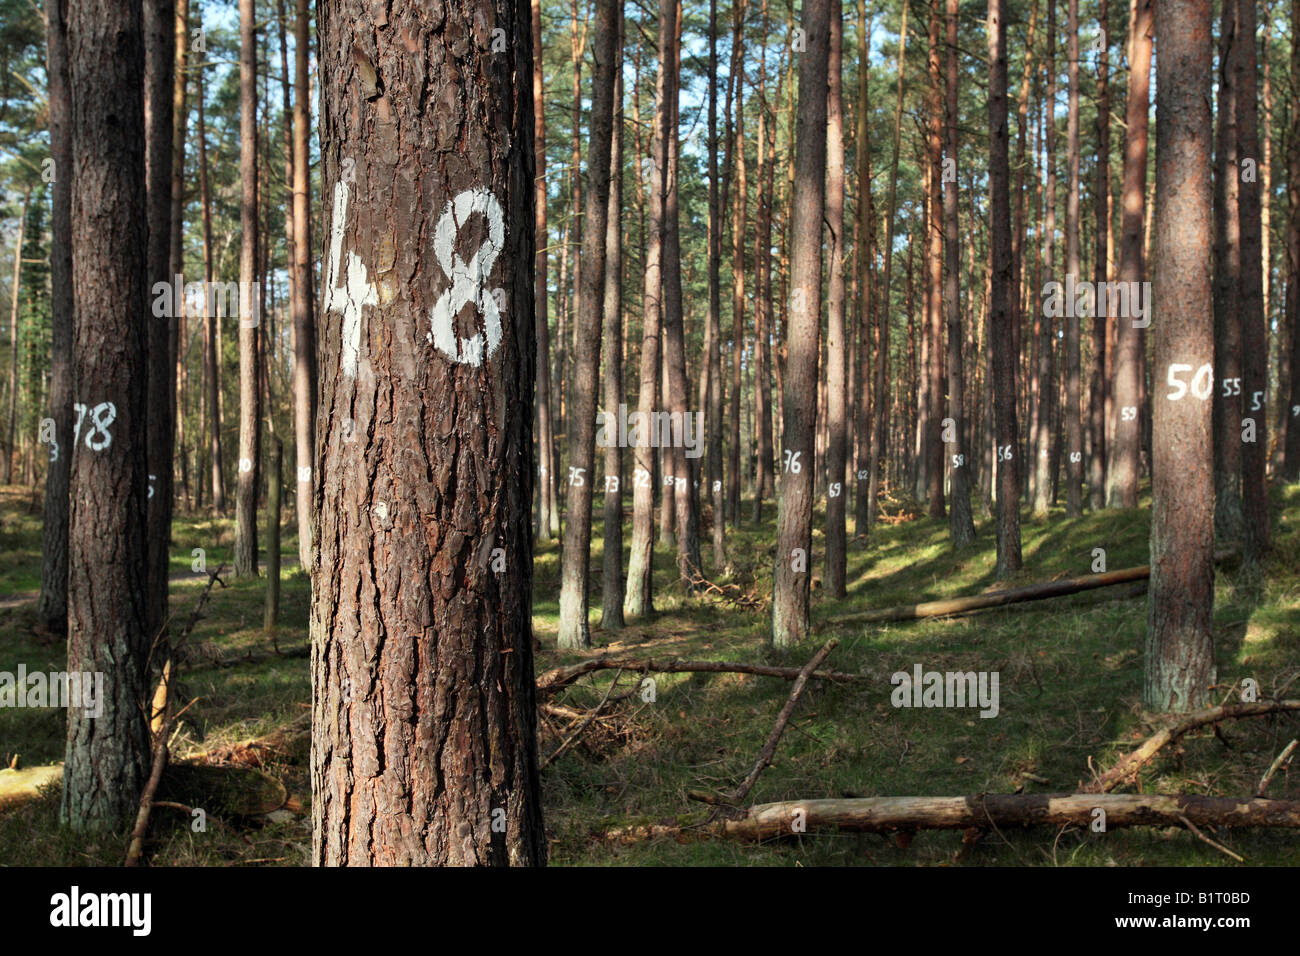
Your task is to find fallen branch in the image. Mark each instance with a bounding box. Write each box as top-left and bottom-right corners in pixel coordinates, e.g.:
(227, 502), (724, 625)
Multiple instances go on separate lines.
(1083, 699), (1300, 794)
(125, 564), (226, 867)
(1258, 740), (1298, 797)
(536, 655), (864, 697)
(726, 639), (838, 808)
(834, 565), (1152, 625)
(835, 551), (1237, 626)
(540, 669), (625, 770)
(606, 793), (1300, 843)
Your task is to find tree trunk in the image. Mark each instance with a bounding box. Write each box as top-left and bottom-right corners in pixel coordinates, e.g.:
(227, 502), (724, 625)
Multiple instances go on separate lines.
(771, 0), (829, 648)
(852, 0), (874, 536)
(869, 0), (908, 532)
(312, 0), (546, 865)
(823, 0), (847, 595)
(924, 0), (945, 520)
(600, 2), (625, 630)
(1286, 0), (1300, 481)
(3, 188), (29, 485)
(705, 0), (726, 571)
(233, 0), (259, 577)
(1146, 0), (1215, 713)
(291, 0), (317, 571)
(661, 0), (700, 585)
(172, 0), (191, 514)
(557, 0), (618, 649)
(144, 0), (175, 637)
(1063, 0), (1082, 516)
(1236, 0), (1269, 565)
(1087, 0), (1109, 510)
(726, 0), (747, 530)
(625, 0), (673, 620)
(37, 0), (73, 635)
(1213, 0), (1243, 542)
(62, 0), (151, 830)
(533, 0), (558, 541)
(1107, 0), (1151, 509)
(198, 57), (225, 513)
(1033, 0), (1057, 516)
(264, 435), (281, 631)
(944, 0), (975, 547)
(988, 0), (1021, 576)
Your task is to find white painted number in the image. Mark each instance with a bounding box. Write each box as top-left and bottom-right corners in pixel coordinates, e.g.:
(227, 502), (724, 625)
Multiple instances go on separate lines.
(997, 444), (1013, 461)
(73, 402), (116, 451)
(1166, 363), (1213, 401)
(634, 468), (650, 488)
(829, 482), (842, 498)
(783, 450), (802, 473)
(429, 188), (505, 367)
(604, 475), (619, 493)
(568, 466), (586, 487)
(1120, 405), (1137, 422)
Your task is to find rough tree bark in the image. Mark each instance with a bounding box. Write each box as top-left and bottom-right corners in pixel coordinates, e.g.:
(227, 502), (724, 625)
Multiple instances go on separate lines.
(625, 0), (672, 620)
(233, 0), (260, 577)
(291, 0), (317, 571)
(600, 3), (625, 631)
(824, 0), (847, 596)
(533, 0), (558, 541)
(852, 0), (874, 536)
(1213, 0), (1243, 541)
(924, 0), (945, 519)
(1106, 0), (1151, 509)
(1146, 0), (1215, 713)
(144, 0), (175, 640)
(311, 0), (546, 865)
(62, 0), (152, 830)
(1236, 0), (1269, 565)
(988, 0), (1021, 576)
(771, 0), (829, 648)
(1064, 0), (1082, 517)
(557, 0), (618, 649)
(3, 188), (29, 486)
(37, 0), (73, 635)
(1287, 0), (1300, 480)
(1087, 0), (1109, 510)
(944, 0), (975, 546)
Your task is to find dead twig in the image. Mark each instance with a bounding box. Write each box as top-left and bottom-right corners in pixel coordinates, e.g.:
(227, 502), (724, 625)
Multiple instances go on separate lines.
(1257, 739), (1298, 797)
(1177, 813), (1244, 863)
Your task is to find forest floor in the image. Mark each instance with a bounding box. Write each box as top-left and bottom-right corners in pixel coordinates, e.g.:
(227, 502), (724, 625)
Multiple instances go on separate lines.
(1, 482), (1299, 866)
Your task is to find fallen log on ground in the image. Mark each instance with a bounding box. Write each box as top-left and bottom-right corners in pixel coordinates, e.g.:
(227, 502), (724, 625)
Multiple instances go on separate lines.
(833, 565), (1152, 625)
(606, 793), (1300, 843)
(834, 550), (1237, 626)
(536, 655), (865, 696)
(1084, 699), (1300, 793)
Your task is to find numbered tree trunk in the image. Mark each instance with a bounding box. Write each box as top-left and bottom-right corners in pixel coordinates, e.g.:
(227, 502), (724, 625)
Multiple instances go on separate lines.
(1032, 0), (1057, 517)
(1212, 0), (1243, 542)
(923, 0), (945, 520)
(944, 0), (975, 547)
(599, 2), (625, 630)
(823, 0), (847, 595)
(1106, 0), (1151, 509)
(726, 6), (747, 530)
(987, 0), (1021, 576)
(1087, 0), (1109, 511)
(1236, 0), (1269, 564)
(37, 0), (73, 636)
(852, 0), (874, 536)
(705, 0), (726, 571)
(557, 0), (618, 649)
(311, 0), (546, 865)
(625, 0), (672, 620)
(62, 0), (152, 830)
(1146, 0), (1215, 713)
(233, 0), (260, 577)
(198, 61), (225, 513)
(771, 0), (829, 649)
